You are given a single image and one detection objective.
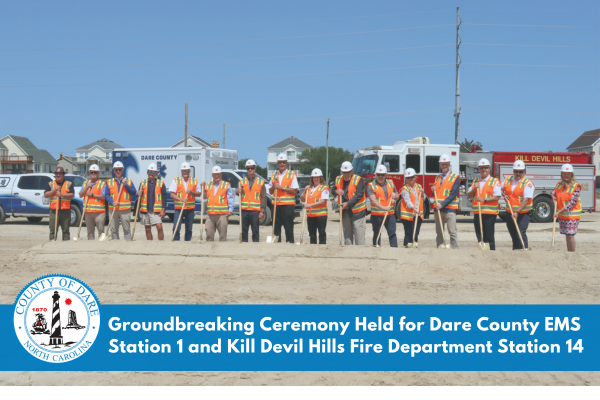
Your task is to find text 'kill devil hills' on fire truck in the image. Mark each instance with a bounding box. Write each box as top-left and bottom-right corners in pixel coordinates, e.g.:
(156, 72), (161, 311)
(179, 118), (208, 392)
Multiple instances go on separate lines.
(350, 137), (596, 223)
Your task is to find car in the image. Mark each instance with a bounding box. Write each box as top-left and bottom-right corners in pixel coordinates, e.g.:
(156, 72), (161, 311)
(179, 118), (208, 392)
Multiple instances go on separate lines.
(0, 173), (85, 226)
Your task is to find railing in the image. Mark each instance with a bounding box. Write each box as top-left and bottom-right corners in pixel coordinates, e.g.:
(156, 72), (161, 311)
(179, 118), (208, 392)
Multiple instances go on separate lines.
(0, 155), (33, 163)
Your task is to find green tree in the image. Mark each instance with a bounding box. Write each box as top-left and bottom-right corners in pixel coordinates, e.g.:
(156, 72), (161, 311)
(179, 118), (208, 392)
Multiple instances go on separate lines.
(298, 146), (354, 183)
(459, 137), (484, 153)
(238, 158), (268, 178)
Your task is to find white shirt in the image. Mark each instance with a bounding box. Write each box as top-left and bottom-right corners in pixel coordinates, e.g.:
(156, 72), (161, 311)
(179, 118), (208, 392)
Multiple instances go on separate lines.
(511, 177), (535, 198)
(468, 175), (502, 196)
(265, 169), (299, 190)
(309, 186), (329, 200)
(168, 177), (189, 193)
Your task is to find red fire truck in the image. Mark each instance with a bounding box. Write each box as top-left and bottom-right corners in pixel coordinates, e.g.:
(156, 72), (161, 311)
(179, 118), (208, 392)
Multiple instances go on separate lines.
(348, 137), (596, 223)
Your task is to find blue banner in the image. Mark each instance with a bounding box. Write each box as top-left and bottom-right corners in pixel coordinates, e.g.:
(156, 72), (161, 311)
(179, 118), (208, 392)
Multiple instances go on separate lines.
(2, 305), (598, 371)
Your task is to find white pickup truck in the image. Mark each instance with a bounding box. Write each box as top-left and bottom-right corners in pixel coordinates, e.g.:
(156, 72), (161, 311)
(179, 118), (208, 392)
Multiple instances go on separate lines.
(0, 173), (85, 225)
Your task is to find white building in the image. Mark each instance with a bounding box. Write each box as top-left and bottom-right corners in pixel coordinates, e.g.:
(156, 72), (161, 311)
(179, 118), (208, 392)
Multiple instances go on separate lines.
(75, 138), (124, 178)
(0, 135), (57, 174)
(266, 136), (312, 182)
(567, 128), (600, 179)
(170, 135), (211, 148)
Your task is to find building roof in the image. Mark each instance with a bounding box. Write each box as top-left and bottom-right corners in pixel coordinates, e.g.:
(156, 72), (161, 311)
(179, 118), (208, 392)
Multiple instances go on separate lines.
(2, 135), (57, 164)
(0, 141), (6, 150)
(567, 129), (600, 149)
(170, 135), (211, 148)
(267, 136), (313, 150)
(75, 138), (124, 151)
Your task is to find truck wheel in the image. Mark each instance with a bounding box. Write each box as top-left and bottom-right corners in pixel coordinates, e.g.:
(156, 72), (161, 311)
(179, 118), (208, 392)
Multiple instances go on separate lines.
(0, 205), (5, 225)
(27, 217), (43, 223)
(259, 206), (272, 226)
(167, 213), (175, 221)
(70, 204), (82, 227)
(423, 198), (431, 220)
(498, 212), (509, 222)
(531, 196), (554, 223)
(394, 202), (401, 221)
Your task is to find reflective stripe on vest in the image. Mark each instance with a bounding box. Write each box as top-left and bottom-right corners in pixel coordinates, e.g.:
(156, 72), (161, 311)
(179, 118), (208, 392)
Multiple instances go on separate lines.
(471, 177), (499, 215)
(83, 179), (106, 213)
(335, 174), (367, 213)
(504, 177), (533, 213)
(240, 177), (264, 211)
(434, 173), (459, 210)
(50, 180), (72, 210)
(271, 170), (297, 205)
(555, 181), (582, 220)
(108, 178), (132, 211)
(370, 179), (395, 216)
(400, 183), (424, 220)
(307, 184), (328, 217)
(206, 180), (230, 214)
(140, 179), (164, 213)
(174, 177), (198, 210)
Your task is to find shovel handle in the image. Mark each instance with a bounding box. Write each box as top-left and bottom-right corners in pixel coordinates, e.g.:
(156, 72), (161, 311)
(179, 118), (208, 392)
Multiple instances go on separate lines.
(505, 198), (527, 250)
(552, 200), (557, 247)
(172, 194), (188, 242)
(130, 182), (143, 241)
(76, 193), (90, 240)
(102, 181), (126, 241)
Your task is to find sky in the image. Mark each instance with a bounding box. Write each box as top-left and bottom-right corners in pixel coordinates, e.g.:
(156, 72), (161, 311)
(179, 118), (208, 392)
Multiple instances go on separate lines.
(1, 0), (599, 163)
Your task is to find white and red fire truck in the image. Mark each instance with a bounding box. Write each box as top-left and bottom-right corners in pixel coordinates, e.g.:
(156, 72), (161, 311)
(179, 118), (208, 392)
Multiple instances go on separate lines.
(349, 137), (596, 223)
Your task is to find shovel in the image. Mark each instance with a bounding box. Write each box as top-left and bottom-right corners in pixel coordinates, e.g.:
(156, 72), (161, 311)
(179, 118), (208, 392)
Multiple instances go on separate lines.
(551, 200), (557, 248)
(171, 194), (189, 242)
(199, 185), (205, 242)
(433, 191), (450, 249)
(99, 182), (125, 241)
(51, 186), (61, 242)
(130, 183), (143, 241)
(374, 202), (393, 248)
(239, 189), (243, 243)
(297, 190), (308, 245)
(338, 195), (344, 246)
(476, 188), (489, 250)
(410, 187), (421, 248)
(266, 189), (279, 243)
(73, 190), (90, 241)
(505, 197), (529, 251)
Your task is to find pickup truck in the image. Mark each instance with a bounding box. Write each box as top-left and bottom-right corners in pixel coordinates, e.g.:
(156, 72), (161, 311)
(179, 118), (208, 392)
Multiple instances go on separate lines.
(0, 173), (85, 226)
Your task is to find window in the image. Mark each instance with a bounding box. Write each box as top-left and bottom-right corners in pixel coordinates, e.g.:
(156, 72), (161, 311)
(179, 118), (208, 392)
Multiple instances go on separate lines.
(64, 176), (85, 187)
(287, 150), (295, 161)
(106, 152), (111, 158)
(34, 164), (40, 172)
(426, 156), (441, 174)
(221, 172), (239, 188)
(106, 165), (110, 171)
(381, 154), (400, 173)
(406, 154), (420, 173)
(351, 155), (378, 175)
(85, 152), (89, 158)
(17, 176), (36, 190)
(36, 176), (52, 190)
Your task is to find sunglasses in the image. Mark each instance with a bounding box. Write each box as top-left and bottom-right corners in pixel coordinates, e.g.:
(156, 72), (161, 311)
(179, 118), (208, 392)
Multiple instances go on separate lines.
(246, 167), (256, 170)
(114, 168), (123, 171)
(514, 170), (524, 173)
(277, 161), (287, 164)
(90, 171), (99, 174)
(376, 174), (386, 177)
(147, 171), (158, 174)
(478, 166), (490, 170)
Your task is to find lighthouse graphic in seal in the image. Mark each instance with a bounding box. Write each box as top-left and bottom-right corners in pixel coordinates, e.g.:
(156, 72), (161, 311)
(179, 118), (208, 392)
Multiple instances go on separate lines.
(49, 290), (63, 346)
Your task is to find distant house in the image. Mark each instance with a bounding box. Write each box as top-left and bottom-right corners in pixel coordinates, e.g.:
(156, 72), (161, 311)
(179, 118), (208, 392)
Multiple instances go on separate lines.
(567, 128), (600, 178)
(57, 155), (78, 174)
(0, 135), (57, 174)
(267, 136), (313, 183)
(170, 135), (211, 148)
(75, 138), (124, 178)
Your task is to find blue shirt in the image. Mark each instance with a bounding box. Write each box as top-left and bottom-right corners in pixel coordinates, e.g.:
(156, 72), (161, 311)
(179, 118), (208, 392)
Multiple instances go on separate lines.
(102, 177), (137, 205)
(438, 171), (460, 213)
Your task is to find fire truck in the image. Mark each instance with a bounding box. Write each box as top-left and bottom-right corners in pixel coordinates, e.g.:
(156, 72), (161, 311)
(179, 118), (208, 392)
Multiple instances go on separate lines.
(350, 137), (596, 223)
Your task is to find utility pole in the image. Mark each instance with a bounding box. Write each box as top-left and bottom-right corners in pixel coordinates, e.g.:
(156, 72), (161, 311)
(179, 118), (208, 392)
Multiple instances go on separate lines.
(184, 103), (188, 147)
(325, 118), (330, 183)
(454, 7), (462, 145)
(223, 124), (226, 149)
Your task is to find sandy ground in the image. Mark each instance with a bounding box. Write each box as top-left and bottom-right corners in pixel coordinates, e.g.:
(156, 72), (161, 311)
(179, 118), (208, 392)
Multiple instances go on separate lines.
(1, 203), (599, 386)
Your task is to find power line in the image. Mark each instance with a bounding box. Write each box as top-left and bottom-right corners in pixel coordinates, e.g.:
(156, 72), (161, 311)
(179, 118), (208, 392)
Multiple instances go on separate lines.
(464, 43), (600, 48)
(464, 62), (599, 68)
(463, 23), (600, 28)
(463, 107), (600, 115)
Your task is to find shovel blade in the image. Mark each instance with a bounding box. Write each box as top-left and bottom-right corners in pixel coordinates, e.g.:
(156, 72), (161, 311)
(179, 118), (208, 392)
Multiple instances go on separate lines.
(71, 236), (79, 241)
(411, 242), (418, 248)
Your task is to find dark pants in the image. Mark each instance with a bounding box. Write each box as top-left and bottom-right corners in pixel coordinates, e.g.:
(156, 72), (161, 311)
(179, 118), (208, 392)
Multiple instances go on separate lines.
(242, 210), (260, 242)
(173, 209), (194, 241)
(49, 209), (71, 241)
(474, 213), (497, 250)
(274, 205), (295, 243)
(506, 212), (530, 250)
(402, 217), (422, 246)
(307, 216), (327, 244)
(371, 214), (398, 247)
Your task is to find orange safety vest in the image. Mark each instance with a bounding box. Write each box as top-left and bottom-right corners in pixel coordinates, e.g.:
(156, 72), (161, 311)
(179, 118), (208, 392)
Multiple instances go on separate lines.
(240, 177), (265, 211)
(206, 180), (230, 215)
(140, 179), (164, 213)
(270, 170), (297, 206)
(49, 180), (72, 210)
(107, 178), (133, 211)
(400, 183), (424, 220)
(306, 184), (328, 217)
(173, 176), (198, 210)
(503, 176), (533, 214)
(335, 174), (367, 213)
(433, 173), (459, 210)
(555, 181), (582, 220)
(83, 179), (106, 213)
(369, 179), (396, 217)
(471, 177), (500, 215)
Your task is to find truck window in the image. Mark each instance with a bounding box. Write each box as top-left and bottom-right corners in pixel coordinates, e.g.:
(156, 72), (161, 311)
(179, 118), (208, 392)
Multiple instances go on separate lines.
(36, 176), (52, 190)
(406, 154), (420, 173)
(221, 172), (239, 188)
(352, 155), (377, 175)
(426, 156), (441, 173)
(381, 155), (400, 173)
(17, 176), (36, 190)
(64, 176), (85, 187)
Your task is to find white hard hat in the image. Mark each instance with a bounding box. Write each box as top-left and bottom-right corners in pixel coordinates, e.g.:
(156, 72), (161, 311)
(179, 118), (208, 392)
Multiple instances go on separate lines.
(245, 159), (257, 167)
(376, 165), (387, 174)
(113, 161), (124, 169)
(212, 166), (222, 174)
(180, 162), (191, 170)
(277, 154), (288, 162)
(89, 164), (100, 172)
(405, 168), (416, 177)
(513, 160), (525, 170)
(561, 163), (574, 173)
(311, 168), (323, 177)
(478, 158), (491, 167)
(439, 154), (451, 163)
(147, 163), (158, 172)
(341, 161), (353, 172)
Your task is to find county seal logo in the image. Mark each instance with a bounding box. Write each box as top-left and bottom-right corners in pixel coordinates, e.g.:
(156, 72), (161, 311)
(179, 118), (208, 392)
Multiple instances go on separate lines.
(13, 274), (100, 363)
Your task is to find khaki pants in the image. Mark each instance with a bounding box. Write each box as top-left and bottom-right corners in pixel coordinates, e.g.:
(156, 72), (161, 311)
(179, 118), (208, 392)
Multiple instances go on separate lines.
(85, 212), (105, 240)
(206, 214), (228, 242)
(434, 210), (459, 249)
(109, 210), (131, 240)
(342, 211), (366, 245)
(49, 209), (71, 241)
